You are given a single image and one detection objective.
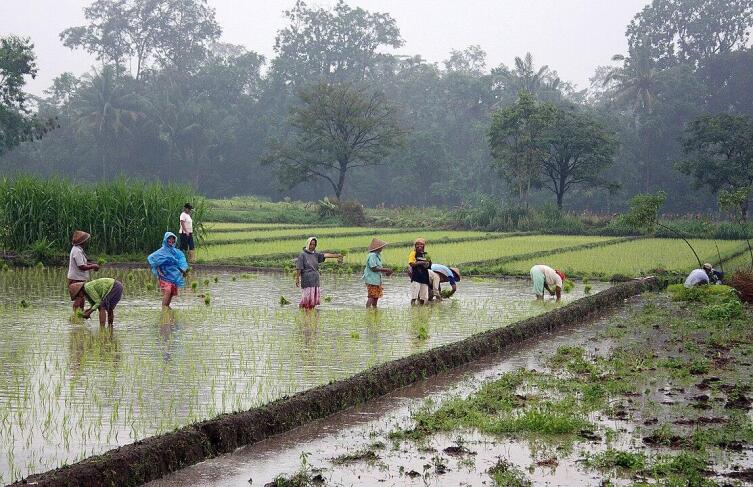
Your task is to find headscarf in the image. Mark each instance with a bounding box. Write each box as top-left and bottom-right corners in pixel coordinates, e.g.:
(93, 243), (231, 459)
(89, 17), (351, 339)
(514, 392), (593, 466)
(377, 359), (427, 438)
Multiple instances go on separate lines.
(304, 237), (317, 253)
(147, 231), (189, 287)
(414, 238), (426, 245)
(555, 270), (566, 282)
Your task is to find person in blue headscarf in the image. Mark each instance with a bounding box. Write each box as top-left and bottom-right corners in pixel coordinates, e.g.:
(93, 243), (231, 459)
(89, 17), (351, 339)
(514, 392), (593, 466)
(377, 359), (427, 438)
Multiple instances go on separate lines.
(147, 232), (189, 309)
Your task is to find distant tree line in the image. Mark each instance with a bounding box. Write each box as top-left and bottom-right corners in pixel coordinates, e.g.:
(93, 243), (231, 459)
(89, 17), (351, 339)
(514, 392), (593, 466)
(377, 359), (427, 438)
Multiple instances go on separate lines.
(1, 0), (753, 216)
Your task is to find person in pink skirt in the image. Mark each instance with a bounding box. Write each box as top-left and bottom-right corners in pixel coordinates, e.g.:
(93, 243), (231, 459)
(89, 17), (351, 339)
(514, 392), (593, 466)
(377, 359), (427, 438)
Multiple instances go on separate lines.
(295, 237), (343, 309)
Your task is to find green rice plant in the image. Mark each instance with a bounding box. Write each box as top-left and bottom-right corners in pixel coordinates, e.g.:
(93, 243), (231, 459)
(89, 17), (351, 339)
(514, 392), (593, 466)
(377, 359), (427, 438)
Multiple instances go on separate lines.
(584, 285), (592, 294)
(0, 176), (205, 255)
(562, 280), (574, 293)
(501, 239), (748, 279)
(280, 295), (290, 306)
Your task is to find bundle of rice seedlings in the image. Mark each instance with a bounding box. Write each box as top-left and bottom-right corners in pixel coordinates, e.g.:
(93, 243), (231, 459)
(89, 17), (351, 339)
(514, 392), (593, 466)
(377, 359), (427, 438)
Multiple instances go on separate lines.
(731, 267), (753, 304)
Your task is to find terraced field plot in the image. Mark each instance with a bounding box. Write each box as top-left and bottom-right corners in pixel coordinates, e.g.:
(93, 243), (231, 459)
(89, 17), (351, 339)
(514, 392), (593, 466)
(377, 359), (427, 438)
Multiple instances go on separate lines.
(344, 235), (623, 266)
(205, 222), (312, 231)
(197, 230), (495, 261)
(0, 267), (600, 483)
(500, 238), (748, 277)
(203, 226), (401, 243)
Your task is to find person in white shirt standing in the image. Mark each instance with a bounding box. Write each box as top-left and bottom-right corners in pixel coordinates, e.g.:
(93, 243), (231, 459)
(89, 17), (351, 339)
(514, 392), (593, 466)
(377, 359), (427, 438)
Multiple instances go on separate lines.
(67, 230), (99, 311)
(179, 203), (195, 263)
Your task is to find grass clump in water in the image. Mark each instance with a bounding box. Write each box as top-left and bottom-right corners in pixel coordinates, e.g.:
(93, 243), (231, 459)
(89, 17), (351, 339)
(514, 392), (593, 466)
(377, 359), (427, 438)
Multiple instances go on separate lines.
(488, 458), (531, 487)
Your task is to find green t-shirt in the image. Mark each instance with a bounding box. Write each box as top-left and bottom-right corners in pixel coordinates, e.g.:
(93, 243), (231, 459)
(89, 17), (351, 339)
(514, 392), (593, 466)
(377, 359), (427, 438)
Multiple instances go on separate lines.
(84, 278), (116, 310)
(362, 252), (383, 285)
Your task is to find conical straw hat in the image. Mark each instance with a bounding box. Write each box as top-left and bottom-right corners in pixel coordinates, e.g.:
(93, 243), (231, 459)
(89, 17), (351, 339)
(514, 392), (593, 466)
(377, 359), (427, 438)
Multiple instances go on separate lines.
(368, 238), (387, 252)
(71, 230), (90, 245)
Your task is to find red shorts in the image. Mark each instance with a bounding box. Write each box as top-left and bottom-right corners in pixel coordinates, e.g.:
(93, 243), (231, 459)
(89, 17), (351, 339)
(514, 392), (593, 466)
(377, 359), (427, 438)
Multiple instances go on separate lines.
(159, 280), (178, 296)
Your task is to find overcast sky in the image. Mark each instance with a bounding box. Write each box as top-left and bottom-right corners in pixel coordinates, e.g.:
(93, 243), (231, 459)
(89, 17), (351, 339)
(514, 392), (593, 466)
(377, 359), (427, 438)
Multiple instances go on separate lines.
(1, 0), (651, 96)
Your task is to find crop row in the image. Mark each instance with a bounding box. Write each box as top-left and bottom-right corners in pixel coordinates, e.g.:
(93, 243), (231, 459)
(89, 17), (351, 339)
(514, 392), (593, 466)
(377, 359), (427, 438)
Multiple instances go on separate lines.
(197, 230), (495, 262)
(204, 226), (408, 244)
(205, 222), (321, 232)
(498, 238), (748, 278)
(343, 235), (617, 267)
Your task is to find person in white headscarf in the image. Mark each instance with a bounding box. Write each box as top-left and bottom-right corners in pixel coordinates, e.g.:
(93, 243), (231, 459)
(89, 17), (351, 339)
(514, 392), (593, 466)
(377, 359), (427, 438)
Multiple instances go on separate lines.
(295, 237), (343, 309)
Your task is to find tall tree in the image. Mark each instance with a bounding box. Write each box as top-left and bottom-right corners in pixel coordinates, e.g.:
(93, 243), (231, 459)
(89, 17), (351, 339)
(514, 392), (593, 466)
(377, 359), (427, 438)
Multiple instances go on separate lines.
(0, 36), (53, 156)
(488, 91), (551, 207)
(271, 0), (403, 87)
(627, 0), (753, 68)
(61, 0), (221, 78)
(264, 82), (404, 199)
(541, 108), (617, 209)
(604, 45), (661, 114)
(678, 113), (753, 218)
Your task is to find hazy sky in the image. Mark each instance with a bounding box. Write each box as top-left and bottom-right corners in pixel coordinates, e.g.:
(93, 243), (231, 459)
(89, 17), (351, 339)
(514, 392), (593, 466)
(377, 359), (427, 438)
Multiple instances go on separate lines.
(1, 0), (651, 96)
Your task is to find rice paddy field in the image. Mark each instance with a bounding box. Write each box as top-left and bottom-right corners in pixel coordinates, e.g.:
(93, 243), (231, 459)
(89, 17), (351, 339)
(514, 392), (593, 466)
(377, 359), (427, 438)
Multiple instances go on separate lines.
(0, 265), (603, 483)
(2, 222), (751, 483)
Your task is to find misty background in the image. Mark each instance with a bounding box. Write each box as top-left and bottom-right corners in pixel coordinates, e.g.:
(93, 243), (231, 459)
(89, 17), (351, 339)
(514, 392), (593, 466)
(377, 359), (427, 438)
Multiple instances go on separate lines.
(1, 0), (752, 213)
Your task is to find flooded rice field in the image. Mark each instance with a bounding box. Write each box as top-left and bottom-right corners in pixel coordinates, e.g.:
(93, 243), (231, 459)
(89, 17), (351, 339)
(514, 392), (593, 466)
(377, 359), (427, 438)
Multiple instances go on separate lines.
(0, 266), (605, 483)
(150, 293), (753, 487)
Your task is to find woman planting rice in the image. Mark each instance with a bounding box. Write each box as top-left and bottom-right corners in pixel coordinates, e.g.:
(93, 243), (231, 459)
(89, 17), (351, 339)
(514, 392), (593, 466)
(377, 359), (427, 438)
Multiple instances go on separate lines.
(295, 237), (343, 310)
(68, 278), (123, 326)
(530, 264), (565, 302)
(67, 230), (99, 312)
(147, 232), (189, 309)
(363, 238), (393, 308)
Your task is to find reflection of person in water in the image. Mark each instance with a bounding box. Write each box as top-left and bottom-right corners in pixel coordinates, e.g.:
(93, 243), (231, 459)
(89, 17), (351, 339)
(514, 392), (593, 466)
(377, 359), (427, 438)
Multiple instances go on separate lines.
(68, 325), (120, 373)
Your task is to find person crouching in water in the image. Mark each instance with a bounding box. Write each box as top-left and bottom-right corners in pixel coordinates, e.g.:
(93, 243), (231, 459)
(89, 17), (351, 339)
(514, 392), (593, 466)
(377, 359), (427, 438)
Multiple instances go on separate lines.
(408, 238), (432, 305)
(148, 232), (189, 309)
(363, 238), (392, 308)
(530, 264), (565, 302)
(429, 264), (461, 300)
(67, 230), (99, 312)
(295, 237), (343, 310)
(69, 278), (123, 326)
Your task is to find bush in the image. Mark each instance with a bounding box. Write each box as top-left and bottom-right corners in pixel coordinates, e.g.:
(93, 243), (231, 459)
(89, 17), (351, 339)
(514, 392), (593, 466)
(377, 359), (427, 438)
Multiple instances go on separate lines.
(0, 176), (204, 255)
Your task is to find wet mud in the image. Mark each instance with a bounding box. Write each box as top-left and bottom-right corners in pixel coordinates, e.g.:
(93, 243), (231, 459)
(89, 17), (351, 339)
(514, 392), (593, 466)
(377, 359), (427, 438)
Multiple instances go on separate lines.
(13, 278), (658, 486)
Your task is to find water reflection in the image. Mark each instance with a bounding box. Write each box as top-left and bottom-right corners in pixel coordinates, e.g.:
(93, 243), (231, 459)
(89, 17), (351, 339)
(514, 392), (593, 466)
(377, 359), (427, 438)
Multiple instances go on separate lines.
(68, 325), (121, 373)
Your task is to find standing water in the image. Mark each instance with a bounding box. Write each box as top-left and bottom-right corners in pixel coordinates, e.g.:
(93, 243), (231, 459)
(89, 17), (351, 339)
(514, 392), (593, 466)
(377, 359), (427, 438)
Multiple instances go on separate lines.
(0, 266), (606, 482)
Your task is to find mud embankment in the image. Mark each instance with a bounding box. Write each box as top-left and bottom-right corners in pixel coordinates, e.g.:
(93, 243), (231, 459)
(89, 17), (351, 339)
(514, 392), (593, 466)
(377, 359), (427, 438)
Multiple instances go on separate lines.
(13, 277), (659, 487)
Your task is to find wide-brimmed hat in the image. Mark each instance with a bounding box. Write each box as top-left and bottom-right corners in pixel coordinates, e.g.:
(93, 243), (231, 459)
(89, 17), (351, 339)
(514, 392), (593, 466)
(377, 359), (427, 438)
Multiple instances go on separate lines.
(703, 263), (713, 271)
(71, 230), (90, 246)
(368, 238), (387, 252)
(414, 237), (426, 245)
(184, 203), (193, 209)
(450, 267), (461, 281)
(68, 282), (85, 300)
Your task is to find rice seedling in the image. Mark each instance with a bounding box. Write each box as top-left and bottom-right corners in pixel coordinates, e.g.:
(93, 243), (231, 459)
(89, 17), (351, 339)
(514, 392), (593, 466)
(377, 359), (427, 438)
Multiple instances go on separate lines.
(280, 296), (290, 305)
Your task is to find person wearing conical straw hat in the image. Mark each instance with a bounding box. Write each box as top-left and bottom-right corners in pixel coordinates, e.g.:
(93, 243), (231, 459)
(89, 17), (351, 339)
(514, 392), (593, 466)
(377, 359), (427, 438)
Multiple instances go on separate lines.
(68, 278), (123, 327)
(67, 230), (99, 312)
(362, 238), (393, 308)
(295, 237), (344, 310)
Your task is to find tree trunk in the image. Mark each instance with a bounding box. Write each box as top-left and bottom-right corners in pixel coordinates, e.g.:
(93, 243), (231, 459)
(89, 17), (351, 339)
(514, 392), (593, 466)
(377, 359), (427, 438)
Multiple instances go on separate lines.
(335, 161), (347, 199)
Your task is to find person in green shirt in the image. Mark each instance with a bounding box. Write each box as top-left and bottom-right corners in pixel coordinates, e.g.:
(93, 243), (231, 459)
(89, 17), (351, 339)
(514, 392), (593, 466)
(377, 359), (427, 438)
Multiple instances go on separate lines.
(69, 278), (124, 326)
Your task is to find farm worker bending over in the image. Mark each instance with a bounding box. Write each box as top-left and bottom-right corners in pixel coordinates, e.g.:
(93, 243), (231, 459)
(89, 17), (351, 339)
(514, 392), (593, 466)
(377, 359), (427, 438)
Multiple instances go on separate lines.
(69, 278), (123, 326)
(408, 238), (432, 305)
(148, 232), (189, 309)
(295, 237), (343, 310)
(363, 238), (393, 308)
(684, 263), (720, 288)
(179, 203), (196, 263)
(67, 230), (99, 312)
(429, 264), (461, 300)
(530, 264), (565, 302)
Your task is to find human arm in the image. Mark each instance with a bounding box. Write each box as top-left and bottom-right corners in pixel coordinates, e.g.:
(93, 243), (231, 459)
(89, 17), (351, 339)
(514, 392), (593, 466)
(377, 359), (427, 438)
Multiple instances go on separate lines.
(295, 269), (301, 287)
(322, 252), (343, 262)
(370, 264), (394, 276)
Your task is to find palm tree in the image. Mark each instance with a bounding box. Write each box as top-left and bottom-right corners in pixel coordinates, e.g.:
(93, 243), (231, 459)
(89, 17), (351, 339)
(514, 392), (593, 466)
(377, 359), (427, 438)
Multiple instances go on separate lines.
(73, 65), (145, 178)
(604, 45), (660, 114)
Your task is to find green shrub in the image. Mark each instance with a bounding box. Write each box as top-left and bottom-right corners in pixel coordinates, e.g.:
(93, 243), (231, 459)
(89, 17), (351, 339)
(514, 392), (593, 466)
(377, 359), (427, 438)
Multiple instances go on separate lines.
(0, 176), (204, 255)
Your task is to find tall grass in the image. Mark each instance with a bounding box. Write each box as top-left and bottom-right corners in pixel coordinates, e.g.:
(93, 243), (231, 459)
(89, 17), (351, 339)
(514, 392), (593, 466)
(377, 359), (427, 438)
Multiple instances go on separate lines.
(0, 176), (205, 255)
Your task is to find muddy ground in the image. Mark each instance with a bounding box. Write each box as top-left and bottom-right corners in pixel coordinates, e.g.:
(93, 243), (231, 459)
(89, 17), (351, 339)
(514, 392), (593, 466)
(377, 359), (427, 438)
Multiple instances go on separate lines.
(243, 287), (753, 487)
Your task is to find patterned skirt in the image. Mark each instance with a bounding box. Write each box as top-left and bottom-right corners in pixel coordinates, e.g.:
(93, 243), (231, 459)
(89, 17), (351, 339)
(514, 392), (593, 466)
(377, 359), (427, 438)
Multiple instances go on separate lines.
(299, 286), (321, 309)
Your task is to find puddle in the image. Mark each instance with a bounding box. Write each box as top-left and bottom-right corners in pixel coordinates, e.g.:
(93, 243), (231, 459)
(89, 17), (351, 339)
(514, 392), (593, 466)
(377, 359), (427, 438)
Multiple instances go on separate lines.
(0, 267), (606, 482)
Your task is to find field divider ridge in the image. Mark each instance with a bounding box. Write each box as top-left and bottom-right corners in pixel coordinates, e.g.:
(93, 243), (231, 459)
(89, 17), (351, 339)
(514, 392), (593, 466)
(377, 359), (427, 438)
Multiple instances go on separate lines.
(14, 277), (660, 487)
(204, 227), (422, 245)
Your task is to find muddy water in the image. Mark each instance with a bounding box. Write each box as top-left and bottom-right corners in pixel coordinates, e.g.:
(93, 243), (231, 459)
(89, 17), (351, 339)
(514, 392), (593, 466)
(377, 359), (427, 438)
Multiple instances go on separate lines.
(0, 267), (606, 483)
(149, 301), (639, 487)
